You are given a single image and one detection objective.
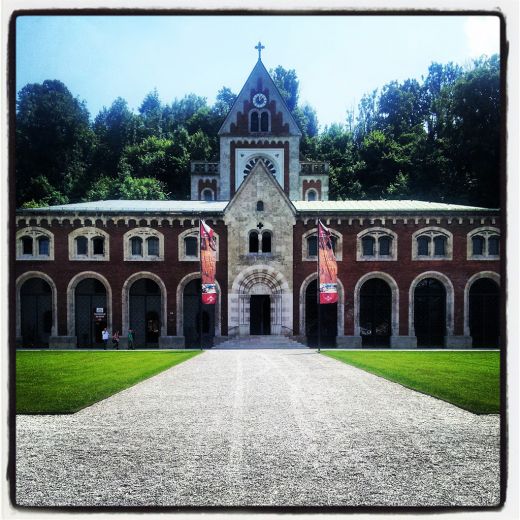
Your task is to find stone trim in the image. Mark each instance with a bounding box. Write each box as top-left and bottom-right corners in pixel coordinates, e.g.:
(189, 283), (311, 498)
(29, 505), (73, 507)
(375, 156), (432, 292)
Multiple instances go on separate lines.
(408, 271), (455, 337)
(176, 272), (221, 337)
(121, 272), (167, 338)
(466, 226), (500, 260)
(354, 272), (399, 336)
(68, 227), (110, 261)
(16, 226), (55, 261)
(229, 265), (291, 336)
(463, 271), (500, 336)
(299, 272), (345, 337)
(178, 227), (220, 262)
(123, 227), (164, 262)
(411, 226), (453, 261)
(16, 271), (58, 337)
(66, 271), (113, 337)
(356, 227), (398, 262)
(302, 227), (343, 261)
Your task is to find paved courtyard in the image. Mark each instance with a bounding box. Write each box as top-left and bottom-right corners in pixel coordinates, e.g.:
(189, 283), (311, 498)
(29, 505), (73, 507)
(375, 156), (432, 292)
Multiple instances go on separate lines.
(15, 349), (500, 507)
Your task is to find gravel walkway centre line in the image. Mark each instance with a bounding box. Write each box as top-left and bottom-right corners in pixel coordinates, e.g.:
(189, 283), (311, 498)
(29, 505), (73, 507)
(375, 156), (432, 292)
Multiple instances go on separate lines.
(15, 349), (500, 507)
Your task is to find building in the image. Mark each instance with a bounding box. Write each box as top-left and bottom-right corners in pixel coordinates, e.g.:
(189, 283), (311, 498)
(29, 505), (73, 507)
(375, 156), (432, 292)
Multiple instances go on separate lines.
(14, 49), (501, 349)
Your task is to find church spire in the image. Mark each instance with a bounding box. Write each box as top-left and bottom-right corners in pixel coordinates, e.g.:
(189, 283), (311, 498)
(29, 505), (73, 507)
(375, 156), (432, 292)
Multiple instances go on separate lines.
(255, 41), (265, 61)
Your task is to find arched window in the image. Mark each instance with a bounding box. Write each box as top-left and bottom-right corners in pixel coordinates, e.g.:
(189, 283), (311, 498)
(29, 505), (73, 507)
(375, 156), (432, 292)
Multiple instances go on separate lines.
(467, 227), (500, 260)
(250, 111), (259, 132)
(249, 231), (259, 253)
(357, 228), (397, 261)
(185, 236), (198, 257)
(22, 236), (33, 255)
(417, 236), (431, 256)
(202, 189), (214, 201)
(147, 237), (159, 257)
(69, 227), (109, 261)
(92, 237), (105, 255)
(37, 236), (50, 256)
(413, 228), (452, 260)
(362, 236), (375, 256)
(379, 236), (392, 256)
(76, 236), (88, 256)
(131, 236), (143, 256)
(307, 235), (318, 257)
(262, 231), (272, 253)
(306, 190), (317, 201)
(488, 235), (500, 256)
(434, 235), (446, 256)
(260, 111), (269, 131)
(256, 200), (264, 211)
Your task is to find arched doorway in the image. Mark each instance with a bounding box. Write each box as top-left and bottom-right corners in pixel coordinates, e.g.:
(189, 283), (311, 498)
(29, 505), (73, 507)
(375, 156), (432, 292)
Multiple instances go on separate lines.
(75, 278), (107, 348)
(414, 278), (446, 347)
(129, 278), (162, 348)
(305, 280), (337, 347)
(20, 278), (52, 347)
(359, 278), (392, 347)
(183, 278), (215, 348)
(469, 278), (500, 348)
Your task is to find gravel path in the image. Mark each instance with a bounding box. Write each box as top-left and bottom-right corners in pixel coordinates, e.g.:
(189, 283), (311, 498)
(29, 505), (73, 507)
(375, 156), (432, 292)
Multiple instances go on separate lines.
(15, 349), (500, 507)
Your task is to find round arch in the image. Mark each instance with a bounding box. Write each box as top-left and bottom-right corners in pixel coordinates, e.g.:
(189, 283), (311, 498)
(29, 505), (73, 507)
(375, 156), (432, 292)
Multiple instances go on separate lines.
(66, 271), (113, 336)
(354, 272), (399, 337)
(230, 265), (292, 336)
(464, 271), (500, 337)
(409, 271), (454, 337)
(122, 272), (167, 337)
(16, 271), (58, 338)
(176, 272), (222, 338)
(299, 272), (345, 337)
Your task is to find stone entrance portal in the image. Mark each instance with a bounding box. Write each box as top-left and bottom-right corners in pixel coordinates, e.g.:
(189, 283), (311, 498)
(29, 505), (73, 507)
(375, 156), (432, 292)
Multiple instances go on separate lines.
(250, 295), (271, 335)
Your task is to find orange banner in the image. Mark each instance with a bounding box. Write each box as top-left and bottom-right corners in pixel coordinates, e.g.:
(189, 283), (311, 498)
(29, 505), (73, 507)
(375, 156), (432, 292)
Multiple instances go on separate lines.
(200, 220), (217, 304)
(318, 220), (338, 304)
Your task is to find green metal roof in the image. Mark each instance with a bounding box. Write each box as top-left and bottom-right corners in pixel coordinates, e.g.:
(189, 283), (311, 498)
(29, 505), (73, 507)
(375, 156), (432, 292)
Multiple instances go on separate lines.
(293, 200), (498, 213)
(18, 200), (229, 214)
(17, 199), (499, 215)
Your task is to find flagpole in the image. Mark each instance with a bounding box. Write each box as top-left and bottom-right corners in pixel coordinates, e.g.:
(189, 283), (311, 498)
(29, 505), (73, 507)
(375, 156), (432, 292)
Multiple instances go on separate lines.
(199, 215), (203, 351)
(317, 220), (321, 354)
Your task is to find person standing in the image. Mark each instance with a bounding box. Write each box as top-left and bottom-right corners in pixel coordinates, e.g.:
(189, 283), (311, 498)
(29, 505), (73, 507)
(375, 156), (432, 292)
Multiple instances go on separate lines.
(102, 327), (110, 350)
(128, 328), (135, 350)
(112, 330), (120, 350)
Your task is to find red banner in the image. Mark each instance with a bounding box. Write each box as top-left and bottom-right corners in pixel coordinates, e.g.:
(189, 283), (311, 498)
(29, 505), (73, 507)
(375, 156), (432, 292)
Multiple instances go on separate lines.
(318, 220), (338, 304)
(200, 220), (217, 304)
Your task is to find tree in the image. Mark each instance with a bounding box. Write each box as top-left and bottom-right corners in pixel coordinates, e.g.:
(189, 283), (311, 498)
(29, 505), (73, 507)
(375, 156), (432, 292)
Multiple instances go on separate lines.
(92, 97), (139, 179)
(16, 80), (95, 206)
(270, 66), (299, 112)
(213, 86), (237, 117)
(84, 175), (168, 201)
(139, 89), (163, 137)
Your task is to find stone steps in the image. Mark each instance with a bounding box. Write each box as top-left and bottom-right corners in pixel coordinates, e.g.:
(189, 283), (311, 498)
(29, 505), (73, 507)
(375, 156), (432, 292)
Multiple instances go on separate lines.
(213, 335), (308, 349)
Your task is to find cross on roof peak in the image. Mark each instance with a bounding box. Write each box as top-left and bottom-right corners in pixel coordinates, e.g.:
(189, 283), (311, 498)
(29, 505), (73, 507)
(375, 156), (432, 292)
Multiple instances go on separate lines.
(255, 41), (265, 61)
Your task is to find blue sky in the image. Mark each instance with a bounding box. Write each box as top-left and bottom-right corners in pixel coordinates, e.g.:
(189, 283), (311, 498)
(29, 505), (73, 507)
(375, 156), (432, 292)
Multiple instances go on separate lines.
(16, 14), (500, 129)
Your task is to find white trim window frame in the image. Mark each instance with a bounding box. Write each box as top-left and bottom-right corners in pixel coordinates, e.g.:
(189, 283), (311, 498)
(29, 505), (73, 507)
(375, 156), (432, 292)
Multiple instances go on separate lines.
(412, 227), (453, 261)
(302, 227), (342, 262)
(68, 227), (110, 261)
(124, 227), (164, 262)
(178, 227), (219, 262)
(357, 227), (397, 262)
(467, 227), (500, 261)
(16, 227), (54, 261)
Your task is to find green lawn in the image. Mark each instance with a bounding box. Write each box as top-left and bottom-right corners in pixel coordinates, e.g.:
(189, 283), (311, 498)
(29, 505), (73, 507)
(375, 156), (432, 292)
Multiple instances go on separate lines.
(16, 350), (202, 414)
(321, 350), (500, 414)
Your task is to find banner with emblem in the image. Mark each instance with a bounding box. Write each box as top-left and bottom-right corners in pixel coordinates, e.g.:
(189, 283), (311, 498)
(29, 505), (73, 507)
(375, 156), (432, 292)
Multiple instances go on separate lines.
(200, 220), (217, 304)
(318, 220), (338, 304)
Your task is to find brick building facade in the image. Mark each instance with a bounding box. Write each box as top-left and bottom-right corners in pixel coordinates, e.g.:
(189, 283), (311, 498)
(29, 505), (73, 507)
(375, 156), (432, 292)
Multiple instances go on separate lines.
(14, 53), (501, 349)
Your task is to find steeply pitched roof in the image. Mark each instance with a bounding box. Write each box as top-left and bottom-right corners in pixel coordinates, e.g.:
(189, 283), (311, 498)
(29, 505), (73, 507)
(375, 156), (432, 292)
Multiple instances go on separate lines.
(218, 58), (302, 136)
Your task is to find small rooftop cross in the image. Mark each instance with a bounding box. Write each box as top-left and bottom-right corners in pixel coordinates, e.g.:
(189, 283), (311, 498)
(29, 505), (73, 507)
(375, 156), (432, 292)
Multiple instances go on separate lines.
(255, 41), (265, 61)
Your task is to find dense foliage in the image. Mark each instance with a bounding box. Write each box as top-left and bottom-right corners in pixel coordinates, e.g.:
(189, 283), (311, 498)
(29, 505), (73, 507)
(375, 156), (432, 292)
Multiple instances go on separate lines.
(15, 55), (500, 208)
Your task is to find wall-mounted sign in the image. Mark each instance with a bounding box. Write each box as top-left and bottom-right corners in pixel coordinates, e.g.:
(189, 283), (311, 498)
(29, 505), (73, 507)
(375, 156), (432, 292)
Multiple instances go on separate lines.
(93, 307), (106, 322)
